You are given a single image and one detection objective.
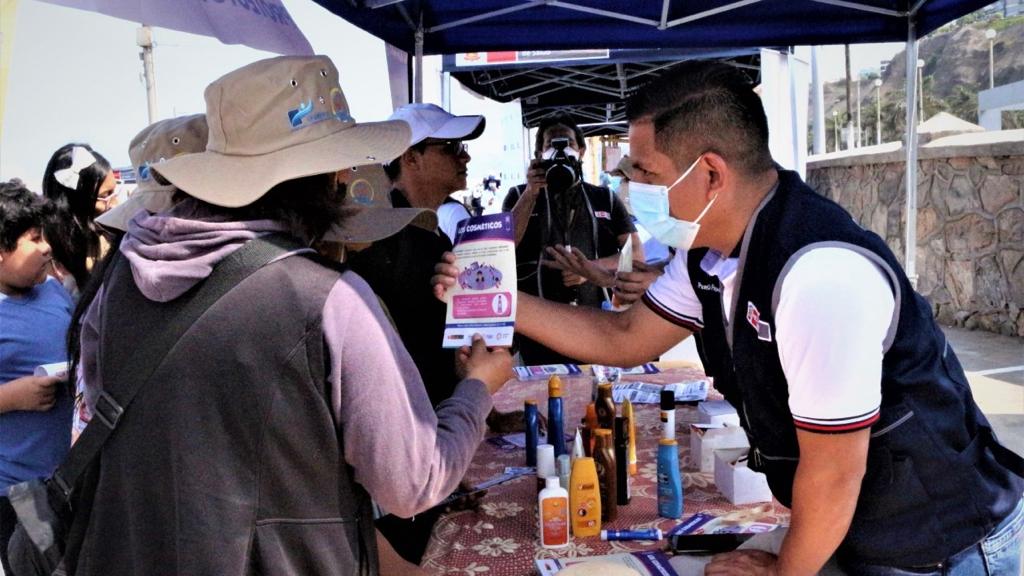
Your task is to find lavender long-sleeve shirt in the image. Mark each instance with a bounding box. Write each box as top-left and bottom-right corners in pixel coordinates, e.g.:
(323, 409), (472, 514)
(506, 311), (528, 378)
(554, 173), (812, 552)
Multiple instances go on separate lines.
(79, 200), (491, 517)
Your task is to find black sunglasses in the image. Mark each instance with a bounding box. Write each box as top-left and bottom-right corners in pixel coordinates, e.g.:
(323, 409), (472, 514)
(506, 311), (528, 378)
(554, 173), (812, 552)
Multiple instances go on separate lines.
(420, 140), (468, 156)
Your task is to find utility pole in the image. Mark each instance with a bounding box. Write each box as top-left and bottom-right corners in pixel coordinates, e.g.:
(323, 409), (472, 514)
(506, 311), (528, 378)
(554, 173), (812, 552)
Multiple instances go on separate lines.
(811, 47), (825, 155)
(874, 78), (883, 145)
(845, 45), (854, 149)
(137, 25), (157, 124)
(856, 76), (862, 147)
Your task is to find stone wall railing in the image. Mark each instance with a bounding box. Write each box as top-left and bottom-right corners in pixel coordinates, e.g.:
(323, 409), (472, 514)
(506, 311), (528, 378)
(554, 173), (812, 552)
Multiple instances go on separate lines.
(806, 138), (1023, 337)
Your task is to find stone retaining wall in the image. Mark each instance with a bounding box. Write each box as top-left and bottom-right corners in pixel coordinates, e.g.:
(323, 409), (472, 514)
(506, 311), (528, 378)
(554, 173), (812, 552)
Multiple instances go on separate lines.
(806, 141), (1023, 337)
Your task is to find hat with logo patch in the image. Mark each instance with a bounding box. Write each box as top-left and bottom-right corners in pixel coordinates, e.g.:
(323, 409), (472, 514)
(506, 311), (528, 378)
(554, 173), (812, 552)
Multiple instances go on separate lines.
(96, 114), (209, 231)
(324, 162), (436, 244)
(152, 55), (411, 208)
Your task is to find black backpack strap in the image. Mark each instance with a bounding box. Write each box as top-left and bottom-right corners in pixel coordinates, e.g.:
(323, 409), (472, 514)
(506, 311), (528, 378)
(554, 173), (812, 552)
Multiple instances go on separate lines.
(49, 233), (304, 503)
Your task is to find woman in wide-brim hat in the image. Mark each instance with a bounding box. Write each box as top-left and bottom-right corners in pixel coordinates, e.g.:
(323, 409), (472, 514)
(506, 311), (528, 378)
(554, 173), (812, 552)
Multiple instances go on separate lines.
(59, 55), (512, 576)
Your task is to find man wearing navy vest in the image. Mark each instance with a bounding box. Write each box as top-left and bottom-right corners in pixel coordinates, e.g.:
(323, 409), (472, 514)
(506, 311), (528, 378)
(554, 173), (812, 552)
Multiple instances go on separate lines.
(434, 61), (1024, 574)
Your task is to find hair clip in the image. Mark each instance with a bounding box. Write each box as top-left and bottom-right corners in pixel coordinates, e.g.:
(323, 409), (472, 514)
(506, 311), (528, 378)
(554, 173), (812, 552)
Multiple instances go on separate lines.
(53, 146), (98, 189)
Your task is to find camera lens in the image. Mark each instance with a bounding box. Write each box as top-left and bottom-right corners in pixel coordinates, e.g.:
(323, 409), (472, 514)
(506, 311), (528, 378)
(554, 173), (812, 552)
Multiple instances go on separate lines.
(545, 163), (576, 192)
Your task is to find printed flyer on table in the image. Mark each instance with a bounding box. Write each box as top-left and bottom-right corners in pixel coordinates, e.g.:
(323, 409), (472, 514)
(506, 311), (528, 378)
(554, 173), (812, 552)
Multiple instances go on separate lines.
(443, 213), (517, 348)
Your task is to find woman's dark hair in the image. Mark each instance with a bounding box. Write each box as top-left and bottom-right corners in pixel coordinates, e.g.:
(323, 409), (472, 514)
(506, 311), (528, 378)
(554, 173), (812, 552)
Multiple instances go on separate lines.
(534, 114), (586, 155)
(0, 180), (52, 251)
(42, 143), (113, 290)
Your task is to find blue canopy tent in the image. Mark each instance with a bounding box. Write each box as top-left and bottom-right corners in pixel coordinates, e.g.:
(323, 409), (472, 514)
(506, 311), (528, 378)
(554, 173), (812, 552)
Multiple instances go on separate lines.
(312, 0), (994, 285)
(443, 48), (763, 136)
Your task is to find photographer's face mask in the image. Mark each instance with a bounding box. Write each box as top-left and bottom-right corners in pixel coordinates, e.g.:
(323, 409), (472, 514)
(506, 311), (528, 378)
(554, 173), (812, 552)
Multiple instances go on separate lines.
(629, 154), (717, 251)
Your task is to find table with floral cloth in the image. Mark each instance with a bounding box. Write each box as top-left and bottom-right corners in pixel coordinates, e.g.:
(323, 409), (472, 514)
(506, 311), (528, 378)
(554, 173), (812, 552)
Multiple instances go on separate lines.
(420, 363), (790, 575)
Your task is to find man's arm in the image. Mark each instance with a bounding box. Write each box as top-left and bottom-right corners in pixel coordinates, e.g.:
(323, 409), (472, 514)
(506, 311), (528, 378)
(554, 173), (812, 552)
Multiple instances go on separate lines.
(517, 291), (689, 366)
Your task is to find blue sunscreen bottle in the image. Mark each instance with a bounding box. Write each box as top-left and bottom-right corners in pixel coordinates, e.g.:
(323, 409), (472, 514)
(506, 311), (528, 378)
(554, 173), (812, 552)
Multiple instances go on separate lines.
(657, 438), (683, 519)
(525, 400), (539, 466)
(548, 376), (567, 457)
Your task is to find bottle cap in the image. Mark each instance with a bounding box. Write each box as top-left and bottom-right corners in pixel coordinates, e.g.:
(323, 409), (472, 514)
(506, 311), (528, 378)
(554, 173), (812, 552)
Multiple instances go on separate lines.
(548, 376), (563, 398)
(600, 529), (609, 540)
(660, 389), (675, 410)
(597, 382), (612, 394)
(594, 428), (612, 438)
(525, 399), (537, 406)
(614, 416), (627, 438)
(537, 444), (556, 477)
(659, 438), (677, 446)
(545, 476), (561, 490)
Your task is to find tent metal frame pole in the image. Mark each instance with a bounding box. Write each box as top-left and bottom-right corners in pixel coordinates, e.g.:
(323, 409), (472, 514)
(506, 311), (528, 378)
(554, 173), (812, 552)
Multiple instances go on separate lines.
(787, 49), (804, 178)
(428, 1), (546, 33)
(808, 0), (905, 17)
(665, 0), (761, 28)
(904, 18), (919, 287)
(546, 1), (658, 27)
(811, 46), (825, 155)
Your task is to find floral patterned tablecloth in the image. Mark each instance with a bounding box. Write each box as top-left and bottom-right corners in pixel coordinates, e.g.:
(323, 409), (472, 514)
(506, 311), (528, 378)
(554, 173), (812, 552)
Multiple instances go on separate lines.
(420, 365), (791, 576)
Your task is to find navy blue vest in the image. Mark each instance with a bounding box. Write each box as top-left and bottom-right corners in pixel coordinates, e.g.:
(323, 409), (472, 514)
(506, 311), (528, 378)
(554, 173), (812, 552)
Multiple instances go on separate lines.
(689, 170), (1023, 566)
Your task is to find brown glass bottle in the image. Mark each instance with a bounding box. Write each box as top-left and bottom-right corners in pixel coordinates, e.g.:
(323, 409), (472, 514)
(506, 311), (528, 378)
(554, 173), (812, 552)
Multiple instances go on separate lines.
(592, 428), (618, 522)
(595, 383), (616, 440)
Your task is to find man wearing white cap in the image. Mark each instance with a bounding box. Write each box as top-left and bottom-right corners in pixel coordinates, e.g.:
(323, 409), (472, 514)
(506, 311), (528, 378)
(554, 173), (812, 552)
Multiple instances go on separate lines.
(348, 103), (485, 410)
(28, 57), (511, 576)
(347, 103), (498, 564)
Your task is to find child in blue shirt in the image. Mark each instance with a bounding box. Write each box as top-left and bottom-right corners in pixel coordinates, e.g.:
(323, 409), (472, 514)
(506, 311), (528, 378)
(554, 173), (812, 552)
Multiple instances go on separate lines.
(0, 180), (74, 574)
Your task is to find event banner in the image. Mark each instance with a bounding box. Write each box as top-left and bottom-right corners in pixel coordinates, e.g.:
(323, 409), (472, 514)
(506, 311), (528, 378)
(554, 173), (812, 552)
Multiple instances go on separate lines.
(443, 213), (516, 348)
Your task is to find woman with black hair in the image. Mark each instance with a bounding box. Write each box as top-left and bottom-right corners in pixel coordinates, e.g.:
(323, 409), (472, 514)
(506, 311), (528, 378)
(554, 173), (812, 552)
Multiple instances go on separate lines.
(41, 143), (116, 296)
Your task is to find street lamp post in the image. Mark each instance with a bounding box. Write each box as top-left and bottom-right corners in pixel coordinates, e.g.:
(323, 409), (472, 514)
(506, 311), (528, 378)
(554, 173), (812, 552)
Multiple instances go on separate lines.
(856, 77), (862, 147)
(916, 58), (925, 125)
(874, 78), (883, 145)
(832, 109), (839, 152)
(986, 28), (997, 90)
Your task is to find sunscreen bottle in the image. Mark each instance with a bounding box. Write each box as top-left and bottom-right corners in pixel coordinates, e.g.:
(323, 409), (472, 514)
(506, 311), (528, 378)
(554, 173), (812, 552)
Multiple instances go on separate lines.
(525, 400), (539, 466)
(660, 389), (676, 440)
(569, 457), (602, 537)
(596, 383), (617, 435)
(622, 399), (638, 475)
(614, 416), (631, 505)
(537, 444), (556, 492)
(657, 438), (683, 519)
(539, 476), (570, 548)
(593, 429), (617, 522)
(548, 376), (567, 457)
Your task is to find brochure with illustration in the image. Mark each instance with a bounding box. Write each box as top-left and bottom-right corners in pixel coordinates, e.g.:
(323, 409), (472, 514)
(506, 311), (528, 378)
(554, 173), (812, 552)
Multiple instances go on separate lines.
(443, 213), (517, 348)
(611, 380), (710, 404)
(667, 505), (780, 537)
(513, 364), (582, 381)
(536, 550), (679, 576)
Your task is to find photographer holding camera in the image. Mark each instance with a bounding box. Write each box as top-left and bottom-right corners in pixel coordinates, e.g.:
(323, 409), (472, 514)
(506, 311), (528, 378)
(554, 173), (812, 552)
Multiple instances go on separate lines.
(504, 114), (641, 365)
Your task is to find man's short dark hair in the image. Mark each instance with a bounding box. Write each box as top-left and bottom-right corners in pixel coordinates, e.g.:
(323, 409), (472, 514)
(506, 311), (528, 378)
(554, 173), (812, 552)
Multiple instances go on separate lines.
(534, 113), (586, 155)
(0, 180), (51, 252)
(626, 62), (774, 177)
(383, 141), (429, 182)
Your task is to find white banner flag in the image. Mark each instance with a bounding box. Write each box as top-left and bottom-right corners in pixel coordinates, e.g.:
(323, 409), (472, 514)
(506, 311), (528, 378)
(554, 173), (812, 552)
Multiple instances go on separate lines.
(37, 0), (313, 55)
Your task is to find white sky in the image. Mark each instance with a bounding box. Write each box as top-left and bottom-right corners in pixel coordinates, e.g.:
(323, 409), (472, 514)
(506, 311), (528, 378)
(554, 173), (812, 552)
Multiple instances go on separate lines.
(0, 0), (904, 189)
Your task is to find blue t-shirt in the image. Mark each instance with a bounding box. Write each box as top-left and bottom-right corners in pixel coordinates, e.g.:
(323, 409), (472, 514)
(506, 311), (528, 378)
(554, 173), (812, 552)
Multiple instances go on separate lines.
(0, 278), (74, 492)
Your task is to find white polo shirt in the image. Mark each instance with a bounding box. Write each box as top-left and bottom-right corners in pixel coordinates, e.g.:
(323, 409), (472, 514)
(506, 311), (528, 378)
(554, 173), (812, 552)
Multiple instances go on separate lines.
(645, 247), (895, 433)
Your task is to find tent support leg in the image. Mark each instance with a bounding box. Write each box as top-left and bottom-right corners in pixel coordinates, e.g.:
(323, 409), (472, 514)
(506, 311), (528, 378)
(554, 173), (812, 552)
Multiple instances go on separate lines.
(904, 19), (919, 288)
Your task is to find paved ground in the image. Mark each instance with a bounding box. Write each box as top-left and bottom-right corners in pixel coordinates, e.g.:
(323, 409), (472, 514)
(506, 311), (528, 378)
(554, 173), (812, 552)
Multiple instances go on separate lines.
(663, 324), (1024, 456)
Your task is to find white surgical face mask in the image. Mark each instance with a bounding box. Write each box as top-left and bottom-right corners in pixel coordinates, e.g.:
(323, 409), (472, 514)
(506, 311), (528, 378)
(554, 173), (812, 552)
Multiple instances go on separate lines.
(628, 154), (717, 250)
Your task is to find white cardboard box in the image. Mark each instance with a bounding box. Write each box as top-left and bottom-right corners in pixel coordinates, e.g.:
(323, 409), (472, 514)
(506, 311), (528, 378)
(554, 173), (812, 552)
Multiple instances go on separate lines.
(713, 448), (772, 505)
(697, 400), (740, 427)
(689, 424), (749, 472)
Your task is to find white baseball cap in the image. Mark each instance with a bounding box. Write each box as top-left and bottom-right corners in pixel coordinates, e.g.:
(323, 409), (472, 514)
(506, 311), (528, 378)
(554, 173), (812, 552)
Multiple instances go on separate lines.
(388, 103), (485, 146)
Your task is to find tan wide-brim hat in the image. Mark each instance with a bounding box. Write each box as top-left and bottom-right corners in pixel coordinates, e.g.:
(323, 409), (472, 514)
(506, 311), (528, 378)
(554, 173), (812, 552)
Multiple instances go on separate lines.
(324, 163), (436, 243)
(97, 114), (209, 231)
(153, 55), (411, 208)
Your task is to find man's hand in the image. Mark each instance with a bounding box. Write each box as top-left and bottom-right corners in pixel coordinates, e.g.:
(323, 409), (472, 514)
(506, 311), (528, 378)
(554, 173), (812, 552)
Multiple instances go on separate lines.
(442, 480), (488, 513)
(705, 550), (779, 576)
(613, 260), (665, 305)
(0, 375), (61, 412)
(543, 245), (615, 288)
(456, 335), (513, 395)
(432, 251), (459, 301)
(522, 160), (547, 198)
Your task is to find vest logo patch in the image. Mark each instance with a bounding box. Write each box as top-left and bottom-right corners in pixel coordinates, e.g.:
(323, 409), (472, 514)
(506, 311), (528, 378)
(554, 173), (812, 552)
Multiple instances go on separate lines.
(746, 301), (773, 342)
(697, 281), (721, 293)
(595, 210), (611, 220)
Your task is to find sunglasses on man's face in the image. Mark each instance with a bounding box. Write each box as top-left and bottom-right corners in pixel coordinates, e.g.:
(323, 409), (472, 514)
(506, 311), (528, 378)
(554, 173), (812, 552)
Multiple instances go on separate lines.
(421, 140), (468, 157)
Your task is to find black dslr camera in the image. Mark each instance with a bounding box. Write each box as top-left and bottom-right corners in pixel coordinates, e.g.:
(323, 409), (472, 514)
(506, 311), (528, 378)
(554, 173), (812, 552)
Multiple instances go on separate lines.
(539, 137), (581, 192)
